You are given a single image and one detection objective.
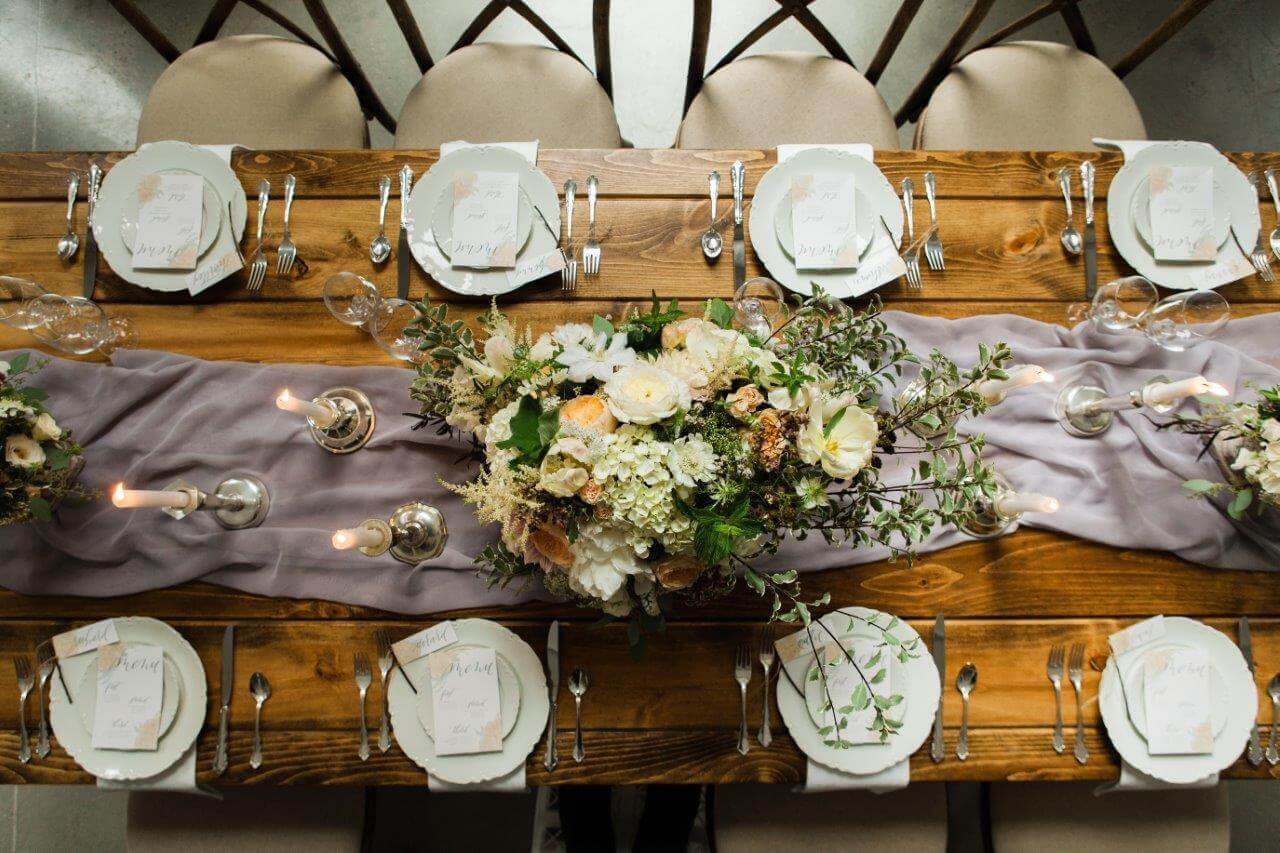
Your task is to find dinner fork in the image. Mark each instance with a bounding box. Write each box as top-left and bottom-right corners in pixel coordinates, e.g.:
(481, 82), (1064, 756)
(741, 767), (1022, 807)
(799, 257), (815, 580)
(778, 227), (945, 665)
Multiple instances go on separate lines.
(734, 644), (752, 756)
(758, 626), (775, 748)
(247, 180), (269, 291)
(353, 652), (371, 761)
(375, 630), (393, 753)
(561, 179), (577, 292)
(35, 643), (54, 759)
(900, 178), (922, 289)
(1231, 224), (1274, 282)
(1046, 644), (1065, 754)
(1265, 169), (1280, 262)
(1068, 642), (1087, 765)
(923, 172), (945, 271)
(583, 175), (601, 277)
(276, 174), (298, 275)
(13, 656), (33, 764)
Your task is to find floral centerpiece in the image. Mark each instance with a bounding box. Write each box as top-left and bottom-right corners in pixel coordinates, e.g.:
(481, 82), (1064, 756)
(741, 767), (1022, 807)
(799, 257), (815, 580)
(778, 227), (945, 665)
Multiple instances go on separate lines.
(1, 353), (89, 526)
(407, 291), (1009, 635)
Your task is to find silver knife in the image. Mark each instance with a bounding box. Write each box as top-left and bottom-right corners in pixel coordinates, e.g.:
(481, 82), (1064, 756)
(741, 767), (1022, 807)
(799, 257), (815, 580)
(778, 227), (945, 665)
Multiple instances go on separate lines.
(930, 615), (945, 762)
(396, 164), (412, 300)
(544, 620), (560, 772)
(1080, 160), (1097, 300)
(731, 160), (745, 292)
(212, 625), (234, 775)
(1239, 617), (1264, 766)
(82, 164), (102, 298)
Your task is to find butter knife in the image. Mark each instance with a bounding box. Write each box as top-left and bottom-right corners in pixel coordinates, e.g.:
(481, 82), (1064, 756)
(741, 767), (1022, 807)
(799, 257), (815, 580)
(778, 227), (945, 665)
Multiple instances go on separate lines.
(82, 164), (102, 298)
(1239, 617), (1264, 766)
(731, 160), (745, 291)
(212, 625), (234, 775)
(1080, 160), (1097, 300)
(544, 620), (560, 772)
(930, 615), (945, 762)
(396, 164), (412, 300)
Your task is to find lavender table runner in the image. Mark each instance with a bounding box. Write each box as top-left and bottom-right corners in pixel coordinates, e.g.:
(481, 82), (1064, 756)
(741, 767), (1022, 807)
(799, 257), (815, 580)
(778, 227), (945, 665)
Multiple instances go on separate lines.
(2, 312), (1277, 614)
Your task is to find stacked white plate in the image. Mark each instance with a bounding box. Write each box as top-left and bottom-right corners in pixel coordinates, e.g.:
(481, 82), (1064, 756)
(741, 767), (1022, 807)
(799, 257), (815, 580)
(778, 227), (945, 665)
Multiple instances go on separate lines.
(93, 141), (248, 293)
(1098, 617), (1256, 784)
(48, 617), (206, 781)
(407, 147), (560, 296)
(1106, 141), (1260, 290)
(387, 618), (549, 784)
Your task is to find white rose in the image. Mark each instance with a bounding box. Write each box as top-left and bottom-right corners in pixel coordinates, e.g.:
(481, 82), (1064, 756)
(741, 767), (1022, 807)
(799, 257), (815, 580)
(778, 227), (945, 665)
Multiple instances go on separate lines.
(4, 434), (45, 469)
(603, 364), (691, 425)
(529, 333), (556, 362)
(538, 461), (589, 497)
(552, 323), (596, 349)
(798, 394), (878, 479)
(568, 521), (648, 601)
(1232, 448), (1261, 472)
(1257, 467), (1280, 495)
(685, 322), (751, 364)
(31, 413), (61, 441)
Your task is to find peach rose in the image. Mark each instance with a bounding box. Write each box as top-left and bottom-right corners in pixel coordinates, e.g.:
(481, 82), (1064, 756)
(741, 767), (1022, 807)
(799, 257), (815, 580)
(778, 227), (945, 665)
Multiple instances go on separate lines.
(655, 554), (707, 590)
(559, 395), (617, 434)
(660, 317), (704, 350)
(727, 385), (764, 421)
(527, 522), (574, 570)
(579, 478), (604, 505)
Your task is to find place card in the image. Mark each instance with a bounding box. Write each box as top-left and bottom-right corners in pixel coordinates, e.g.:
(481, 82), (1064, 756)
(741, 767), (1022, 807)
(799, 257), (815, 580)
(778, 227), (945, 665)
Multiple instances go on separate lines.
(427, 646), (502, 756)
(131, 174), (204, 270)
(1186, 250), (1255, 289)
(185, 246), (241, 296)
(1109, 615), (1166, 658)
(505, 247), (566, 288)
(1143, 646), (1214, 755)
(52, 619), (120, 659)
(450, 171), (519, 269)
(392, 621), (459, 665)
(91, 643), (164, 751)
(816, 638), (894, 745)
(791, 172), (858, 271)
(1148, 166), (1216, 262)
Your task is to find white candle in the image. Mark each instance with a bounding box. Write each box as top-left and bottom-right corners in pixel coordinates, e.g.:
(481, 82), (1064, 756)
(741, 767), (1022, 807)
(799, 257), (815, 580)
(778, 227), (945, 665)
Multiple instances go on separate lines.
(112, 482), (193, 510)
(1143, 376), (1229, 407)
(276, 389), (337, 428)
(332, 523), (386, 551)
(995, 491), (1060, 517)
(977, 365), (1054, 403)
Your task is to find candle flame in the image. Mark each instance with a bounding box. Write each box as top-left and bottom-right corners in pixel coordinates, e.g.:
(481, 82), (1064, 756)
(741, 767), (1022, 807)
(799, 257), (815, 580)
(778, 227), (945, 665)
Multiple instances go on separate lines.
(332, 530), (353, 550)
(276, 389), (292, 405)
(1037, 369), (1055, 384)
(112, 483), (126, 506)
(1044, 497), (1061, 513)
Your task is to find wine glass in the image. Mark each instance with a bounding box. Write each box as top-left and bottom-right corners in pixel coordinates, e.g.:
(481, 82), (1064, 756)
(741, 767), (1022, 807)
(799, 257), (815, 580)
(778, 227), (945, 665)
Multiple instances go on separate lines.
(0, 277), (62, 330)
(1141, 290), (1230, 352)
(323, 272), (382, 327)
(368, 297), (424, 363)
(33, 296), (109, 354)
(733, 277), (787, 341)
(1066, 276), (1158, 333)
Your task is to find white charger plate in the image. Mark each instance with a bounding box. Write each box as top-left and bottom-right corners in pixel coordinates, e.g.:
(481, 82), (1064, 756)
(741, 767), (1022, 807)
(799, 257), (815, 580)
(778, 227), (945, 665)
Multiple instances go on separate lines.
(430, 187), (535, 262)
(415, 645), (521, 741)
(1107, 141), (1259, 290)
(1123, 642), (1229, 740)
(388, 619), (548, 785)
(49, 617), (206, 781)
(407, 147), (559, 296)
(94, 140), (247, 293)
(774, 186), (876, 263)
(803, 632), (908, 732)
(118, 171), (222, 259)
(1099, 617), (1256, 784)
(749, 149), (903, 298)
(778, 606), (938, 776)
(75, 647), (183, 739)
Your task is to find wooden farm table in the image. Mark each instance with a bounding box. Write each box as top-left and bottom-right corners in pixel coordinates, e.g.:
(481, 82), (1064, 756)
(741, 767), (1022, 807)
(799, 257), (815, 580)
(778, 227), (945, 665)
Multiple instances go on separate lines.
(1, 148), (1278, 786)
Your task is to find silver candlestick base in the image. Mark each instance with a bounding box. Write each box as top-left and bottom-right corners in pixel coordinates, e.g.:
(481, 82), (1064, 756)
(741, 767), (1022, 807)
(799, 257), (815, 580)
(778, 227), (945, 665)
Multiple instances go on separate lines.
(897, 376), (951, 440)
(1053, 375), (1171, 437)
(345, 502), (449, 565)
(161, 474), (270, 529)
(306, 387), (376, 454)
(958, 472), (1015, 540)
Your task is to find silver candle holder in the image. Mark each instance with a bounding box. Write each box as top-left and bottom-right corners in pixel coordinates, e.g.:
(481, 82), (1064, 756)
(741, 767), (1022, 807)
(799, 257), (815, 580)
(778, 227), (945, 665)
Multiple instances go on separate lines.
(1053, 374), (1174, 438)
(160, 475), (270, 530)
(958, 472), (1059, 539)
(290, 387), (376, 454)
(335, 502), (448, 565)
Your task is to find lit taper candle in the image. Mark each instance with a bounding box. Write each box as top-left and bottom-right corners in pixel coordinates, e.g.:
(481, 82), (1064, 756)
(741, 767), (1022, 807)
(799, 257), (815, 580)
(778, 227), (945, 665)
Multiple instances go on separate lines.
(332, 522), (390, 552)
(276, 388), (338, 429)
(1143, 376), (1228, 407)
(977, 365), (1054, 404)
(994, 491), (1060, 517)
(112, 482), (194, 511)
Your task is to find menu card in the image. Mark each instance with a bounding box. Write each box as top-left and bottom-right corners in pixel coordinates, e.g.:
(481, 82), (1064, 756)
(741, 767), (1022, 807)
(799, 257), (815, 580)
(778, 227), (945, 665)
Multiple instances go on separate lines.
(91, 643), (164, 751)
(427, 646), (502, 755)
(1143, 647), (1214, 755)
(791, 172), (858, 271)
(815, 638), (894, 745)
(1148, 166), (1216, 262)
(450, 171), (519, 269)
(52, 619), (120, 659)
(392, 621), (458, 665)
(131, 174), (204, 270)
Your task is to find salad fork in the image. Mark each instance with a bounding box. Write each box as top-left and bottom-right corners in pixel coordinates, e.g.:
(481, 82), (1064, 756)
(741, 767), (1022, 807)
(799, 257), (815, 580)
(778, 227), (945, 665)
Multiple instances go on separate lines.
(375, 630), (393, 753)
(1265, 169), (1280, 262)
(247, 180), (269, 291)
(1231, 224), (1274, 282)
(353, 652), (372, 761)
(734, 644), (752, 755)
(561, 179), (577, 292)
(13, 656), (33, 764)
(758, 627), (775, 748)
(583, 175), (601, 276)
(900, 178), (922, 289)
(923, 172), (945, 271)
(1046, 644), (1065, 754)
(276, 174), (298, 275)
(1068, 642), (1087, 765)
(35, 643), (54, 759)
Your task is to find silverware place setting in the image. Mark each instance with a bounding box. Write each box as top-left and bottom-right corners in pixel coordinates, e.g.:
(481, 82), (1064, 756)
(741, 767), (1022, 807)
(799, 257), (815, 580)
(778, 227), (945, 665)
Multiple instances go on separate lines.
(1080, 160), (1098, 300)
(561, 178), (578, 292)
(1236, 173), (1274, 281)
(34, 643), (54, 759)
(734, 643), (752, 756)
(569, 667), (589, 763)
(1057, 167), (1082, 256)
(249, 671), (270, 770)
(930, 615), (945, 762)
(900, 177), (923, 289)
(57, 171), (80, 262)
(923, 171), (945, 271)
(757, 626), (775, 748)
(397, 164), (412, 300)
(583, 175), (602, 277)
(83, 163), (102, 298)
(701, 169), (723, 261)
(371, 174), (392, 265)
(12, 655), (33, 764)
(376, 630), (394, 753)
(955, 661), (976, 761)
(354, 651), (372, 761)
(1047, 644), (1065, 754)
(276, 174), (299, 276)
(213, 624), (234, 776)
(544, 620), (559, 772)
(1266, 672), (1280, 766)
(1068, 642), (1087, 765)
(246, 179), (270, 291)
(1264, 168), (1280, 262)
(1238, 616), (1264, 765)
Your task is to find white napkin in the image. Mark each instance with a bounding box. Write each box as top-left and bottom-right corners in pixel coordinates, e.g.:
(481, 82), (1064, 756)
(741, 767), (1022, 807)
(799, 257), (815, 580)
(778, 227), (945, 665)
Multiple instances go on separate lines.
(96, 745), (221, 799)
(440, 140), (539, 164)
(427, 765), (527, 792)
(803, 757), (909, 794)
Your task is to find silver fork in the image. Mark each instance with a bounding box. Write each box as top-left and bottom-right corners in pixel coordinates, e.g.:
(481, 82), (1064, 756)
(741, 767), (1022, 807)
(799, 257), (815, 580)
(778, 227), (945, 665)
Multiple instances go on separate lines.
(583, 175), (601, 277)
(923, 171), (945, 271)
(561, 179), (577, 292)
(900, 178), (922, 289)
(734, 644), (752, 756)
(1068, 642), (1087, 765)
(13, 656), (33, 764)
(375, 631), (393, 753)
(1244, 172), (1275, 281)
(1264, 169), (1280, 262)
(1046, 644), (1065, 754)
(757, 627), (775, 748)
(276, 174), (298, 275)
(35, 644), (54, 759)
(353, 652), (371, 761)
(247, 180), (269, 291)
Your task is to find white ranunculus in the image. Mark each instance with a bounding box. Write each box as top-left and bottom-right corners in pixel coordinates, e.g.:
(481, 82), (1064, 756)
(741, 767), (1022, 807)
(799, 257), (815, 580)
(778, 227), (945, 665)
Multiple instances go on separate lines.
(483, 334), (516, 374)
(568, 521), (648, 601)
(557, 332), (637, 384)
(603, 364), (690, 425)
(798, 394), (878, 479)
(551, 322), (596, 349)
(529, 333), (556, 362)
(31, 413), (61, 442)
(5, 434), (45, 469)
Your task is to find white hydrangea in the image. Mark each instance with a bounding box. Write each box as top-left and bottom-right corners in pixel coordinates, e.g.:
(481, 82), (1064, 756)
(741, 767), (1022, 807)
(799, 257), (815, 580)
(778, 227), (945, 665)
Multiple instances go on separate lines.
(484, 399), (523, 465)
(592, 426), (692, 546)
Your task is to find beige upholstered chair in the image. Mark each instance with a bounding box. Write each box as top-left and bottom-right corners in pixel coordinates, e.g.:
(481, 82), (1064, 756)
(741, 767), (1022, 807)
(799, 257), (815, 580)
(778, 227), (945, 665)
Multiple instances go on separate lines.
(710, 784), (948, 851)
(126, 788), (366, 852)
(987, 782), (1229, 852)
(387, 1), (621, 149)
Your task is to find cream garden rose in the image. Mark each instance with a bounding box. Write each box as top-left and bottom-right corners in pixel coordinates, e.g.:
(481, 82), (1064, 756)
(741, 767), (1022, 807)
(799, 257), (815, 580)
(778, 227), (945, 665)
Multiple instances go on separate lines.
(31, 413), (61, 441)
(603, 364), (691, 425)
(798, 394), (878, 479)
(5, 434), (45, 469)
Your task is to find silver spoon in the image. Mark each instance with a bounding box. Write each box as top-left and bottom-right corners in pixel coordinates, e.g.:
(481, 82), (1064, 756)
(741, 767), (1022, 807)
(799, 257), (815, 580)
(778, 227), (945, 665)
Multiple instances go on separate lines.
(1267, 673), (1280, 766)
(956, 662), (977, 761)
(249, 671), (271, 769)
(1058, 168), (1082, 256)
(57, 172), (80, 261)
(569, 667), (589, 763)
(370, 175), (392, 264)
(701, 170), (722, 260)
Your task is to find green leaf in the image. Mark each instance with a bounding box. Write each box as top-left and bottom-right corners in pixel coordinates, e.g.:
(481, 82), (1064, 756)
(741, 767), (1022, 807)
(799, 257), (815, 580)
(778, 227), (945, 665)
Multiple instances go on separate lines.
(591, 315), (614, 337)
(1228, 488), (1254, 519)
(8, 352), (29, 374)
(850, 682), (870, 711)
(743, 567), (766, 595)
(44, 445), (69, 471)
(869, 668), (887, 684)
(1182, 479), (1217, 495)
(495, 395), (554, 467)
(823, 405), (848, 438)
(706, 297), (734, 329)
(27, 496), (52, 522)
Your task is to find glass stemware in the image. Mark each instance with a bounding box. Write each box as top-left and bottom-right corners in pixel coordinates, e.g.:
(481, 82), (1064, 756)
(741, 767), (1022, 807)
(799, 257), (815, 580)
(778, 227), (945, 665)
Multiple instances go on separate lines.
(0, 277), (63, 330)
(1066, 275), (1158, 333)
(368, 297), (424, 363)
(733, 277), (787, 341)
(323, 272), (382, 327)
(1141, 290), (1230, 352)
(24, 294), (136, 355)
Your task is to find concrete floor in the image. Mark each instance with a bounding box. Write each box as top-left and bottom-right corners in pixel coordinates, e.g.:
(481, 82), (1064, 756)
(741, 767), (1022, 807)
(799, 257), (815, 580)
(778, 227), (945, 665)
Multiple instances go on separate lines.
(2, 0), (1279, 850)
